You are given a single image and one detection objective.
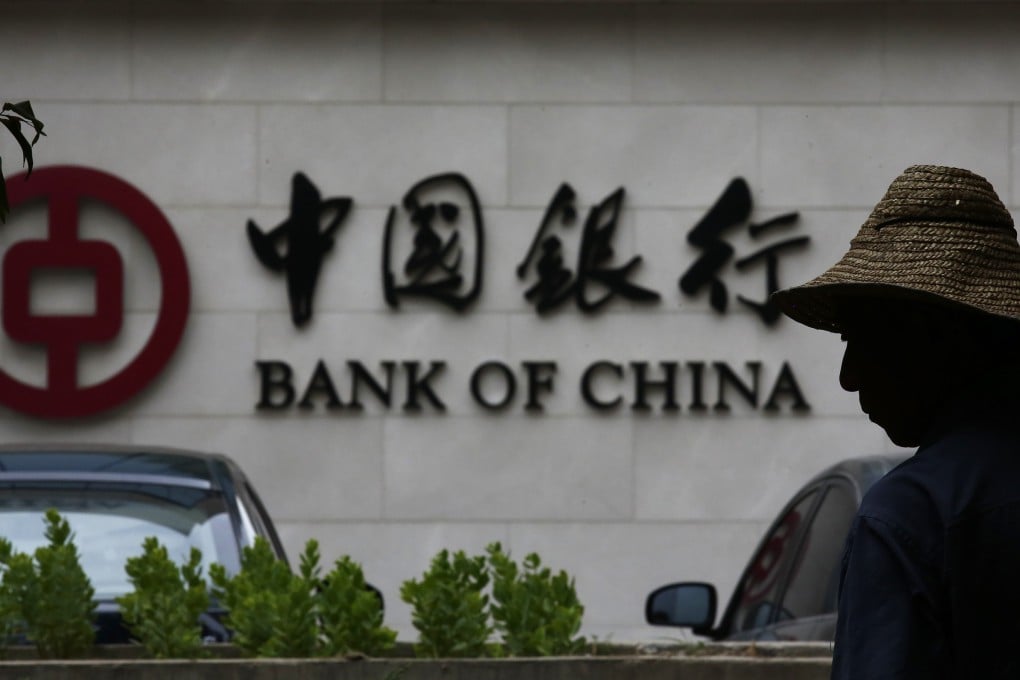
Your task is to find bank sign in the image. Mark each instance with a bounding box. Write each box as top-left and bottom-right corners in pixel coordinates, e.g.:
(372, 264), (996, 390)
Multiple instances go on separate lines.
(0, 166), (811, 420)
(0, 166), (189, 419)
(250, 171), (811, 417)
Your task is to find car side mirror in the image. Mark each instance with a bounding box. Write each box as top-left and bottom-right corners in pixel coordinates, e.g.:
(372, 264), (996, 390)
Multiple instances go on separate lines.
(367, 582), (385, 613)
(645, 582), (717, 635)
(316, 579), (385, 615)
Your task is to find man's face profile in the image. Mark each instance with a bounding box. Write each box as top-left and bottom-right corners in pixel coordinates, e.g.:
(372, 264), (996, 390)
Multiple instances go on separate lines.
(837, 298), (947, 447)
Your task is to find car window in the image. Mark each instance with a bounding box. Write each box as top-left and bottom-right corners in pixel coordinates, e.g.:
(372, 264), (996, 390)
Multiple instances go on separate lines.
(242, 482), (287, 561)
(776, 482), (857, 621)
(0, 482), (242, 599)
(731, 489), (819, 633)
(233, 485), (260, 548)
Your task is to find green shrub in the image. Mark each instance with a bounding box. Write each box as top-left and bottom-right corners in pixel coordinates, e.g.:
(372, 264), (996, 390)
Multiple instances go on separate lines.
(318, 554), (396, 657)
(210, 537), (318, 658)
(486, 542), (586, 656)
(0, 540), (25, 658)
(400, 549), (491, 658)
(0, 509), (95, 658)
(0, 557), (18, 658)
(117, 538), (209, 658)
(210, 539), (395, 659)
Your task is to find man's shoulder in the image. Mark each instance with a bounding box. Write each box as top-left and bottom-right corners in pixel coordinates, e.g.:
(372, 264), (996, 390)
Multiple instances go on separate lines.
(859, 457), (937, 519)
(856, 456), (947, 561)
(862, 420), (1020, 529)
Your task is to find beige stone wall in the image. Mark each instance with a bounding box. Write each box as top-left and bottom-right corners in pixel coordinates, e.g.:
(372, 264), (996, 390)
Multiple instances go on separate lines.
(4, 1), (1012, 641)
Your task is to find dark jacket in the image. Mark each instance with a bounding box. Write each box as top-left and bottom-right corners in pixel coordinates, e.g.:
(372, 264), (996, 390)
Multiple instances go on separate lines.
(832, 402), (1020, 679)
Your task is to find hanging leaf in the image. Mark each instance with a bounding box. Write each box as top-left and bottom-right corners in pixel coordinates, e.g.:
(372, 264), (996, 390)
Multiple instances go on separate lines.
(1, 101), (45, 145)
(0, 100), (45, 224)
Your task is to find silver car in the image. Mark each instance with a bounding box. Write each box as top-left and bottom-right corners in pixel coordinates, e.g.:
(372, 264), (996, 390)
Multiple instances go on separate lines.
(0, 444), (287, 643)
(646, 454), (908, 641)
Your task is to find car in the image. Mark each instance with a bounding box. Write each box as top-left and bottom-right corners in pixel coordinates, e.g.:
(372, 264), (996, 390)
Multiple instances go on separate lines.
(645, 454), (909, 642)
(0, 444), (288, 644)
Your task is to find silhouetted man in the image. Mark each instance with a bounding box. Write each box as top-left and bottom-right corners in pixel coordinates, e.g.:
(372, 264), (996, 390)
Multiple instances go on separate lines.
(774, 165), (1020, 679)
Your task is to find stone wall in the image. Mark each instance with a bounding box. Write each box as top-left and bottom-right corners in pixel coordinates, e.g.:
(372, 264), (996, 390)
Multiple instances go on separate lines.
(3, 1), (1013, 641)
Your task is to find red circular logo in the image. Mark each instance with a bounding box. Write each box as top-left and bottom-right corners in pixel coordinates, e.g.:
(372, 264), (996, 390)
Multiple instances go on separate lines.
(0, 166), (190, 418)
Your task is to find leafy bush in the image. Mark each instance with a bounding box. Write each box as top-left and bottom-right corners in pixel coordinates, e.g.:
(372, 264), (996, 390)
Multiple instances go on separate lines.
(318, 554), (396, 657)
(400, 549), (491, 658)
(0, 509), (95, 658)
(117, 538), (209, 658)
(401, 544), (587, 659)
(210, 537), (318, 658)
(486, 542), (586, 656)
(0, 562), (17, 658)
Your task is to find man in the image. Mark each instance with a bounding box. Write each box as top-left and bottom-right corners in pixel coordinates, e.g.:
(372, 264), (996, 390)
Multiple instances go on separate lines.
(772, 165), (1020, 679)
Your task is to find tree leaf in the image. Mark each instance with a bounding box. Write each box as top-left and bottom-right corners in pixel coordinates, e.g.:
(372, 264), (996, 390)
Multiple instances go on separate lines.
(2, 101), (44, 140)
(0, 117), (34, 174)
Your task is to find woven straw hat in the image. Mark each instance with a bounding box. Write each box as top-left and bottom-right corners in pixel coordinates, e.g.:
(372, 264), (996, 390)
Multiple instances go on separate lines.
(772, 165), (1020, 333)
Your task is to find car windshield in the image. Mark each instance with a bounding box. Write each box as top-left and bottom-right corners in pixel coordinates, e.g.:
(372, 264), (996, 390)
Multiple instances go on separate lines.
(0, 481), (242, 600)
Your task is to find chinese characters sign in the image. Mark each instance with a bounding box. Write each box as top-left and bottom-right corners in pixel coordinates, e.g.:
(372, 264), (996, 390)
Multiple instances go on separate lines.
(679, 178), (807, 326)
(383, 172), (484, 311)
(517, 184), (660, 313)
(247, 173), (351, 327)
(246, 171), (814, 417)
(247, 172), (809, 327)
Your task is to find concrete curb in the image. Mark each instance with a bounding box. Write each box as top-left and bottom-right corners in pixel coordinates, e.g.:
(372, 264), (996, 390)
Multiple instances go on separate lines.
(0, 656), (833, 680)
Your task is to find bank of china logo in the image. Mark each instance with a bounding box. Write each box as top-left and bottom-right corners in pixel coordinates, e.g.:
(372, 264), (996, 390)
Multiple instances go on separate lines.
(0, 166), (189, 418)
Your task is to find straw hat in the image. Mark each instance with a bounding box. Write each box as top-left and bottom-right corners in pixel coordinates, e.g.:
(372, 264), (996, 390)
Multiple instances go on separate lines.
(771, 165), (1020, 333)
